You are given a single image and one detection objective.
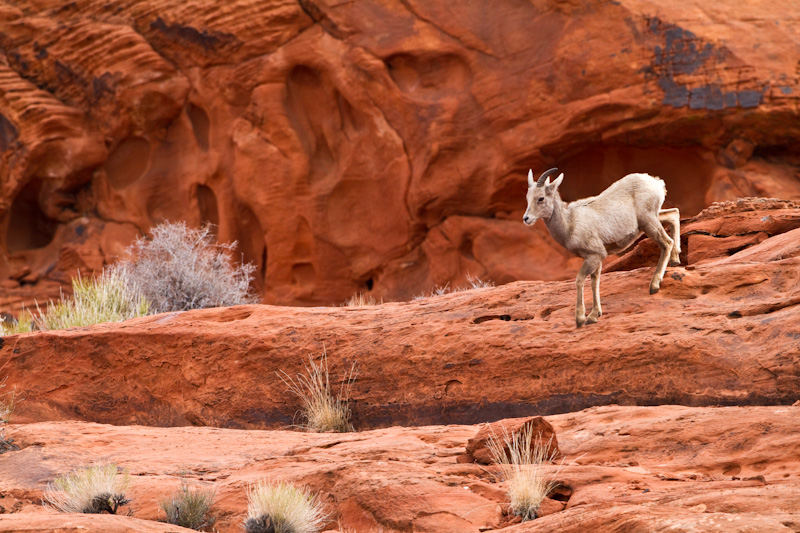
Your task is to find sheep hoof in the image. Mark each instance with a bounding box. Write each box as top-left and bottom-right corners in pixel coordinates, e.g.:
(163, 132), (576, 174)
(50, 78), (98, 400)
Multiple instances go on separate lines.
(669, 258), (681, 267)
(576, 317), (586, 328)
(649, 285), (660, 295)
(586, 315), (598, 325)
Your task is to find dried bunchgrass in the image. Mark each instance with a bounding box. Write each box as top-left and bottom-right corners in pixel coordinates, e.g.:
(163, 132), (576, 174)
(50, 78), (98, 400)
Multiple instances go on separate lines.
(244, 480), (327, 533)
(341, 292), (382, 307)
(0, 377), (18, 453)
(1, 312), (32, 336)
(486, 424), (565, 521)
(114, 221), (256, 313)
(277, 348), (357, 433)
(413, 274), (494, 300)
(44, 463), (131, 514)
(31, 270), (149, 331)
(0, 377), (16, 425)
(159, 476), (216, 530)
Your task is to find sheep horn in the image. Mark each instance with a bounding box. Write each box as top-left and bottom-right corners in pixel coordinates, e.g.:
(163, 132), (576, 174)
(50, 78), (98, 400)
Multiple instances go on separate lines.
(536, 167), (560, 187)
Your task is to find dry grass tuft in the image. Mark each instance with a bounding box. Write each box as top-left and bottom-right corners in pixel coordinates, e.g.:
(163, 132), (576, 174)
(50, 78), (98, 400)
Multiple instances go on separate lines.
(413, 274), (494, 300)
(487, 424), (565, 521)
(114, 221), (256, 313)
(277, 348), (357, 433)
(159, 476), (216, 530)
(0, 377), (16, 425)
(31, 270), (150, 331)
(0, 377), (18, 453)
(1, 312), (32, 336)
(341, 292), (383, 307)
(44, 464), (131, 514)
(244, 479), (327, 533)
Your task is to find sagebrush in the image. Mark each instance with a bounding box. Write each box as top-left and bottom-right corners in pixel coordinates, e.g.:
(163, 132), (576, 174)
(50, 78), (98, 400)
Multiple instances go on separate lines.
(114, 221), (256, 313)
(487, 425), (565, 521)
(277, 349), (357, 433)
(244, 480), (327, 533)
(159, 476), (216, 530)
(44, 463), (131, 514)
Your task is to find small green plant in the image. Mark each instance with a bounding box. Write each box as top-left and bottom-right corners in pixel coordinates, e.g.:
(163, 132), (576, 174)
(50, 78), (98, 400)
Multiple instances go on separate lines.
(44, 463), (131, 514)
(159, 476), (216, 530)
(487, 425), (565, 521)
(277, 348), (357, 433)
(244, 480), (327, 533)
(31, 270), (149, 331)
(114, 221), (256, 313)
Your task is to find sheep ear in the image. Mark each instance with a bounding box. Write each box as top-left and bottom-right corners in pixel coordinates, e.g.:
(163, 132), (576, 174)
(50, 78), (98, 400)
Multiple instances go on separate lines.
(551, 173), (564, 191)
(527, 169), (534, 188)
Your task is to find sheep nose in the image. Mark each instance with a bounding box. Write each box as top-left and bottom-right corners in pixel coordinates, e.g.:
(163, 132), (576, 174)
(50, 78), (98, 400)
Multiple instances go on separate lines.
(523, 215), (530, 224)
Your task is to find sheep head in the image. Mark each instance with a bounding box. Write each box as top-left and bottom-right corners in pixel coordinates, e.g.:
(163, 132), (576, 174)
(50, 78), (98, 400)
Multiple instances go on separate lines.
(523, 168), (564, 226)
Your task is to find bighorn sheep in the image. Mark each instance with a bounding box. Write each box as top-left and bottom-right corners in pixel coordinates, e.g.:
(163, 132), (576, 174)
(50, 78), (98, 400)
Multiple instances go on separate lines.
(523, 168), (681, 327)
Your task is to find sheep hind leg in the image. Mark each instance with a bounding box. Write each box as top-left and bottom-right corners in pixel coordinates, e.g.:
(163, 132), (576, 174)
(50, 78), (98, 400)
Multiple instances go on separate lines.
(658, 208), (681, 265)
(586, 262), (602, 324)
(642, 217), (674, 294)
(576, 255), (602, 328)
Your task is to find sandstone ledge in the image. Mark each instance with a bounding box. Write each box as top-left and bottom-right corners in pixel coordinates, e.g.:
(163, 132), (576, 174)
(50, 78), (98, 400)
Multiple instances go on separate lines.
(2, 205), (799, 429)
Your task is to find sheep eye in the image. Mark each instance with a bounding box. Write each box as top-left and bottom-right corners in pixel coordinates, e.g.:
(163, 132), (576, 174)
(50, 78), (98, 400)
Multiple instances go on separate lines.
(537, 197), (544, 203)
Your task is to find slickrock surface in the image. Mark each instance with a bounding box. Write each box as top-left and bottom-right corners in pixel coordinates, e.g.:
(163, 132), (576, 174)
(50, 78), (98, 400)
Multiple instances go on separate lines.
(1, 201), (799, 429)
(1, 0), (800, 306)
(1, 405), (798, 532)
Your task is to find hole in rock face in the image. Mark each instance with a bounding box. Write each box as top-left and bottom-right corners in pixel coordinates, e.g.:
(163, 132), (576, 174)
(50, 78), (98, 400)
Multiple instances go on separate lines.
(235, 205), (266, 294)
(365, 278), (374, 291)
(541, 144), (714, 216)
(187, 103), (210, 151)
(285, 65), (337, 183)
(105, 136), (151, 190)
(385, 53), (471, 96)
(196, 184), (219, 229)
(6, 179), (57, 253)
(0, 113), (19, 151)
(752, 144), (800, 167)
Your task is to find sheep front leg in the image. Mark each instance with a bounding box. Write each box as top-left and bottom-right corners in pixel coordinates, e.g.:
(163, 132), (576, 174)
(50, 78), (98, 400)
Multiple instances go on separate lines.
(642, 219), (674, 294)
(576, 256), (601, 328)
(586, 262), (602, 324)
(658, 208), (681, 266)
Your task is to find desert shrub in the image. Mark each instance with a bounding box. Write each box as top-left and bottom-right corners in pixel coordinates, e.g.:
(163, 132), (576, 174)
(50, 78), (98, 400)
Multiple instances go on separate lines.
(487, 425), (565, 521)
(31, 270), (149, 331)
(44, 463), (131, 514)
(114, 221), (256, 313)
(277, 348), (357, 433)
(159, 476), (216, 530)
(244, 480), (327, 533)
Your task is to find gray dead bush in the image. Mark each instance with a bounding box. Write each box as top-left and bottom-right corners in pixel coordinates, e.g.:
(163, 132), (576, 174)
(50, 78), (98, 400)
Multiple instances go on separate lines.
(114, 222), (256, 313)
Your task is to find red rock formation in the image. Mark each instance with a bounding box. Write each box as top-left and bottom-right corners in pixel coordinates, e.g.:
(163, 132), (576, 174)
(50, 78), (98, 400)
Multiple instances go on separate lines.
(1, 203), (799, 429)
(1, 0), (799, 307)
(464, 416), (561, 465)
(2, 405), (798, 532)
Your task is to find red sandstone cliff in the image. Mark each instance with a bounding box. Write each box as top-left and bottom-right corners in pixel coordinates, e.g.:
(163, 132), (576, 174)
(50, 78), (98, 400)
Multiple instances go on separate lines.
(1, 0), (800, 309)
